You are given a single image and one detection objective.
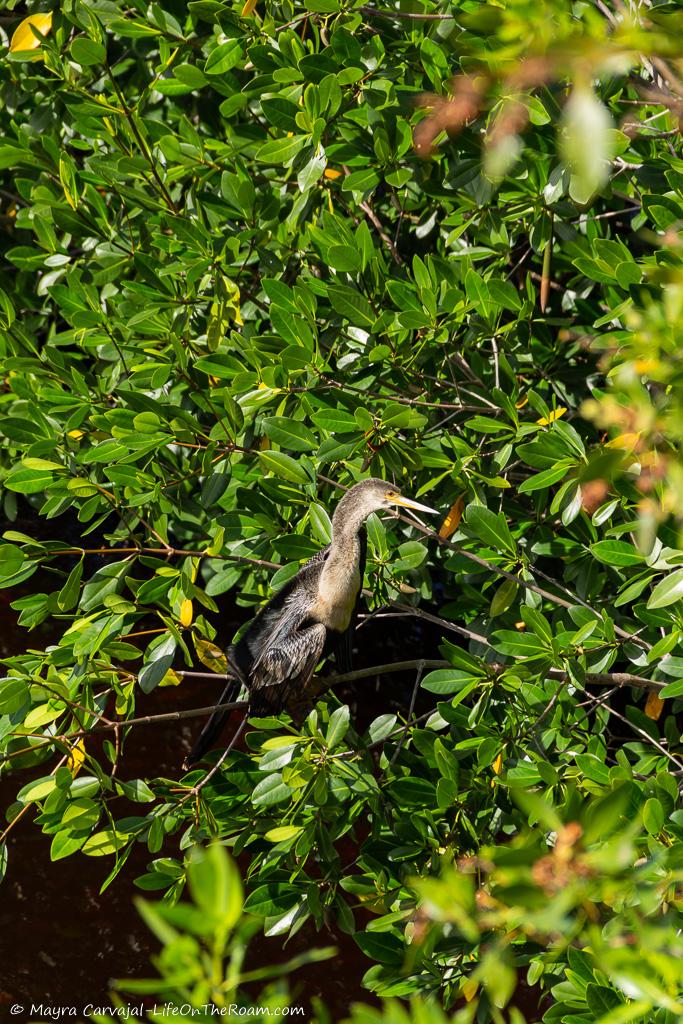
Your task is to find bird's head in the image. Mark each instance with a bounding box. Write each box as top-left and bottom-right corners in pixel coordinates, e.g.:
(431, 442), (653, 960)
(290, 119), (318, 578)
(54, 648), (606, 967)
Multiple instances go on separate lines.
(333, 478), (438, 531)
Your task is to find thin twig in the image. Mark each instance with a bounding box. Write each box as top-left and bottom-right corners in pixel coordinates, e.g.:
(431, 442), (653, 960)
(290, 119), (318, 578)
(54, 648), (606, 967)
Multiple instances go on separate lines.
(183, 717), (247, 799)
(358, 6), (456, 19)
(491, 337), (500, 389)
(359, 200), (402, 264)
(389, 660), (425, 766)
(105, 62), (177, 213)
(24, 545), (281, 571)
(390, 512), (652, 650)
(601, 700), (682, 775)
(0, 741), (78, 845)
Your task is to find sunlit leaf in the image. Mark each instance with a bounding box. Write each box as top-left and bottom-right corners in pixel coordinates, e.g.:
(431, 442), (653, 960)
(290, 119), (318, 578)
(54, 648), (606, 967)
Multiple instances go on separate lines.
(9, 13), (52, 55)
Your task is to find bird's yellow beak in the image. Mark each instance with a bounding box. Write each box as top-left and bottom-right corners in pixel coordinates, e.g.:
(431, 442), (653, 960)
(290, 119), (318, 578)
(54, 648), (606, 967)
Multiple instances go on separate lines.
(390, 495), (439, 515)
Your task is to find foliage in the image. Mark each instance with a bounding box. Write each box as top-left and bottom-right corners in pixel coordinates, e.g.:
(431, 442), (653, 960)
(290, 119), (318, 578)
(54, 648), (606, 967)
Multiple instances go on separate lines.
(1, 0), (683, 1021)
(96, 842), (335, 1023)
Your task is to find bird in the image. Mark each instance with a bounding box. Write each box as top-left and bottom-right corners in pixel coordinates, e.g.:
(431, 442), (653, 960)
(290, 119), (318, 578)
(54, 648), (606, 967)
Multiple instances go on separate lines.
(183, 478), (438, 767)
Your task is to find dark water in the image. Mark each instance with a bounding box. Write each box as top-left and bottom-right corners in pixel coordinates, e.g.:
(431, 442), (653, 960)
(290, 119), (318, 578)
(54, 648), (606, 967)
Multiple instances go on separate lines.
(0, 565), (445, 1021)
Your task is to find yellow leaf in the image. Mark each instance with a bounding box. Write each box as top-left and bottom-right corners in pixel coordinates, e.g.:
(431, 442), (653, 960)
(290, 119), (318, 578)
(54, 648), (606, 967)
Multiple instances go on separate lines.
(634, 358), (659, 374)
(68, 429), (85, 440)
(324, 167), (342, 180)
(241, 0), (258, 15)
(179, 599), (193, 627)
(194, 637), (228, 674)
(536, 407), (567, 426)
(10, 12), (53, 54)
(438, 494), (464, 539)
(645, 690), (664, 721)
(264, 825), (303, 843)
(159, 669), (183, 687)
(462, 979), (478, 1003)
(605, 432), (641, 452)
(492, 753), (503, 775)
(67, 739), (86, 775)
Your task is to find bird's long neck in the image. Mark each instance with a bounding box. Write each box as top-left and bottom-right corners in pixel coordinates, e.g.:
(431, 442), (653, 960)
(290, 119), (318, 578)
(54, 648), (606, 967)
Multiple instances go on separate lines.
(313, 499), (365, 631)
(330, 493), (367, 549)
(325, 505), (363, 581)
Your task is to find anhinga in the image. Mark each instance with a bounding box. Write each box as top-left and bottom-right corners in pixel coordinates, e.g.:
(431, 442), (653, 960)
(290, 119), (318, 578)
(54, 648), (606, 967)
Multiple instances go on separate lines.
(184, 478), (438, 767)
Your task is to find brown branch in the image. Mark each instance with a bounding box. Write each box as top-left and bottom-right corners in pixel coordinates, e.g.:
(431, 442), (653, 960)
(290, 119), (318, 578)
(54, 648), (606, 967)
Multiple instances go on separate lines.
(105, 62), (178, 213)
(391, 512), (652, 650)
(359, 200), (402, 264)
(87, 699), (247, 733)
(358, 6), (455, 19)
(177, 658), (664, 693)
(2, 663), (663, 782)
(30, 546), (281, 571)
(0, 743), (76, 845)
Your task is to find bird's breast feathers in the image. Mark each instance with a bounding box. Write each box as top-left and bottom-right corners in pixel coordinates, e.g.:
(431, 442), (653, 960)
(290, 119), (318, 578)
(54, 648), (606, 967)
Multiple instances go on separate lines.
(311, 542), (361, 633)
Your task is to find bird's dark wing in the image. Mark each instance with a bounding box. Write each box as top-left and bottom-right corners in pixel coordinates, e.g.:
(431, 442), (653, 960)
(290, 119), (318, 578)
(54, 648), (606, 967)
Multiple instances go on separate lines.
(249, 621), (327, 714)
(184, 546), (331, 762)
(237, 545), (330, 665)
(334, 527), (366, 674)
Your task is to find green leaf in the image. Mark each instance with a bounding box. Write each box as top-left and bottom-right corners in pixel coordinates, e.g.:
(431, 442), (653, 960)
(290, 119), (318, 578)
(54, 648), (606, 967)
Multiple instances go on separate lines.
(576, 754), (610, 785)
(660, 678), (683, 698)
(243, 883), (299, 917)
(561, 87), (614, 203)
(70, 37), (106, 65)
(257, 135), (307, 165)
(261, 98), (300, 131)
(264, 825), (303, 843)
(263, 417), (317, 452)
(327, 284), (375, 327)
(204, 39), (242, 74)
(489, 578), (518, 617)
(492, 631), (550, 658)
(325, 705), (350, 749)
(647, 569), (683, 609)
(518, 462), (574, 493)
(590, 540), (645, 567)
(188, 842), (242, 928)
(311, 408), (358, 433)
(465, 505), (516, 554)
(17, 775), (57, 803)
(251, 772), (292, 807)
(139, 634), (177, 694)
(258, 450), (312, 485)
(642, 797), (665, 835)
(0, 543), (25, 579)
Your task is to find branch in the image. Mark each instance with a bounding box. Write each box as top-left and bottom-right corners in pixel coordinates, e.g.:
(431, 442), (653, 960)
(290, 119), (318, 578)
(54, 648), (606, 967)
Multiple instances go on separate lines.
(392, 512), (652, 650)
(358, 6), (456, 19)
(105, 62), (178, 213)
(177, 657), (666, 693)
(0, 742), (77, 845)
(359, 200), (402, 264)
(2, 662), (663, 771)
(28, 545), (281, 571)
(88, 699), (247, 733)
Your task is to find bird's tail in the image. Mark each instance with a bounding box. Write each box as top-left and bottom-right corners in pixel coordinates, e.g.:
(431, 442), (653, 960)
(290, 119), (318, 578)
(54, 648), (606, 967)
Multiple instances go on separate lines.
(182, 656), (246, 768)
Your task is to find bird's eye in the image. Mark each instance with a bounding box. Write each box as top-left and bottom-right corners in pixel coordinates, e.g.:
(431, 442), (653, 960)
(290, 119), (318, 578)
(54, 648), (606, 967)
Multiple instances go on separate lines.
(385, 491), (397, 500)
